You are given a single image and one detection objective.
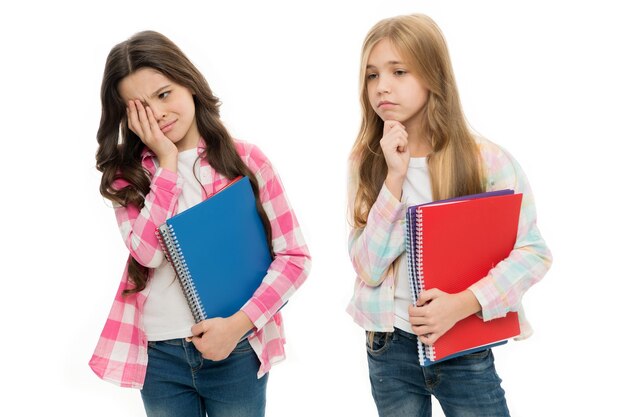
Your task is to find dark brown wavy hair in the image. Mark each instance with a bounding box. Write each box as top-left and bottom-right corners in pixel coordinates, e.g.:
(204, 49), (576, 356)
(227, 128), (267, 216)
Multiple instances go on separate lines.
(96, 30), (273, 294)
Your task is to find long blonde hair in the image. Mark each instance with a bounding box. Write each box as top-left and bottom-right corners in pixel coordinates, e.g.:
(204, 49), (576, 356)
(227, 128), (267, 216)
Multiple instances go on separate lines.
(350, 14), (484, 228)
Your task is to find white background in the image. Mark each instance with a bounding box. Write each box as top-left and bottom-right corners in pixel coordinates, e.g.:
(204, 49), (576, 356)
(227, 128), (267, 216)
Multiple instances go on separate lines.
(2, 0), (624, 415)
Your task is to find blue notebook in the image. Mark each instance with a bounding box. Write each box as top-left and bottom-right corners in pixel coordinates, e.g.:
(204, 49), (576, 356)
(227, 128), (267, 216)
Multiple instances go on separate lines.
(157, 176), (272, 323)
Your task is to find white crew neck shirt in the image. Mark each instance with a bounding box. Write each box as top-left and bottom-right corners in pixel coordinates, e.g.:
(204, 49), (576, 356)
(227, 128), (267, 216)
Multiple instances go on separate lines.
(142, 149), (204, 341)
(394, 157), (433, 333)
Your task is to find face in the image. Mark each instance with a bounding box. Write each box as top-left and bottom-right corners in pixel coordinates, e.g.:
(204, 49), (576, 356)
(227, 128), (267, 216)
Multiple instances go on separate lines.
(366, 38), (429, 130)
(118, 68), (199, 151)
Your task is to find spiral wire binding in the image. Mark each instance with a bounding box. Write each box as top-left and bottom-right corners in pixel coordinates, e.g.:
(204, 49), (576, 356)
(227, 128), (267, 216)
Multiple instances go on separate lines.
(415, 208), (437, 361)
(156, 229), (172, 264)
(158, 224), (207, 322)
(405, 207), (427, 365)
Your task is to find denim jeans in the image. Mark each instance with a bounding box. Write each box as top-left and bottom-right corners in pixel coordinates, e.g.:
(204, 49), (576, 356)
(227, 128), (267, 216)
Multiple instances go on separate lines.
(140, 338), (267, 417)
(367, 328), (510, 417)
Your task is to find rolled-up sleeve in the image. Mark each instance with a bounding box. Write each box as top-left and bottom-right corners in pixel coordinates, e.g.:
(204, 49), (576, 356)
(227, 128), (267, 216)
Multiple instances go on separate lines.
(469, 147), (553, 321)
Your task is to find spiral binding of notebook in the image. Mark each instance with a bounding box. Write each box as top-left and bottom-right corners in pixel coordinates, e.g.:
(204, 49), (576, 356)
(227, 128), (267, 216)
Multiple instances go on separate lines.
(157, 223), (207, 323)
(405, 206), (427, 365)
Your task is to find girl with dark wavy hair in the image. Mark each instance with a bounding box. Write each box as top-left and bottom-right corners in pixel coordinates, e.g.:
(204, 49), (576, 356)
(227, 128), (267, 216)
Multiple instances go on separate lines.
(90, 30), (311, 417)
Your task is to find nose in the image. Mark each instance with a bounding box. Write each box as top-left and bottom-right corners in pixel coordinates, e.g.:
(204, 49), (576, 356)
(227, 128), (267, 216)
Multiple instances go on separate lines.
(376, 75), (391, 94)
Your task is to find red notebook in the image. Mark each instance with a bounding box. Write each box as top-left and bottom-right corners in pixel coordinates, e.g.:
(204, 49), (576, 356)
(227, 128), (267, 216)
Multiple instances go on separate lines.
(405, 191), (522, 364)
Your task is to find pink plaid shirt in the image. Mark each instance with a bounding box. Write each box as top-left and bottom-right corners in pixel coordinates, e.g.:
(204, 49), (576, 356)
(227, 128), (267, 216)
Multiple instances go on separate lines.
(90, 139), (311, 388)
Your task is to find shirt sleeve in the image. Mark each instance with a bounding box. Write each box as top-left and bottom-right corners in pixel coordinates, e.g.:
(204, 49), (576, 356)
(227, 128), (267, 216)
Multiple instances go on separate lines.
(347, 167), (406, 287)
(469, 147), (553, 321)
(113, 167), (182, 268)
(240, 160), (312, 330)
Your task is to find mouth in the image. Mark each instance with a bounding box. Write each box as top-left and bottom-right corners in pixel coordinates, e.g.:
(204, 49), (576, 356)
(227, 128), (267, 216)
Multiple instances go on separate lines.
(160, 120), (177, 133)
(378, 101), (397, 109)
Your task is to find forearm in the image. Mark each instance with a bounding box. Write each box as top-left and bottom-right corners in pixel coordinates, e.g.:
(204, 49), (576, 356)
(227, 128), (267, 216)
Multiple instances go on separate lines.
(115, 167), (182, 267)
(349, 183), (406, 286)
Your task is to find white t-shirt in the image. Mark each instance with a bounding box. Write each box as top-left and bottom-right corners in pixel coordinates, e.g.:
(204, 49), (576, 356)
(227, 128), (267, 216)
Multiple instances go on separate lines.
(142, 149), (204, 341)
(394, 157), (433, 334)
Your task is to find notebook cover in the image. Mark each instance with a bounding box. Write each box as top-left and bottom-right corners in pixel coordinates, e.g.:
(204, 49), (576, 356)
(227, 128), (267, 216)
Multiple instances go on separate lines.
(414, 192), (522, 361)
(162, 176), (272, 321)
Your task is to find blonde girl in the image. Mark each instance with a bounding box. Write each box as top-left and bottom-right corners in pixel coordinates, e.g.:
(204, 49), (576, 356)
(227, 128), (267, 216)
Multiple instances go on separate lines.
(347, 14), (552, 417)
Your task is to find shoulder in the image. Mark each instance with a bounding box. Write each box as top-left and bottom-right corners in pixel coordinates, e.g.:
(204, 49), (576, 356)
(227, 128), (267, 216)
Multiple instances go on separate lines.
(111, 148), (156, 191)
(473, 136), (525, 190)
(233, 139), (271, 173)
(475, 136), (513, 166)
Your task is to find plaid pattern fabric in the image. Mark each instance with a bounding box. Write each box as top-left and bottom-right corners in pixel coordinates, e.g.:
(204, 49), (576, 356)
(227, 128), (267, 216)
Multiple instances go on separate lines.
(346, 137), (552, 338)
(90, 140), (311, 388)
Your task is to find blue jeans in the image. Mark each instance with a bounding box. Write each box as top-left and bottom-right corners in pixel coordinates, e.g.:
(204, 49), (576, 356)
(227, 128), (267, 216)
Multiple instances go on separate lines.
(367, 328), (510, 417)
(140, 338), (267, 417)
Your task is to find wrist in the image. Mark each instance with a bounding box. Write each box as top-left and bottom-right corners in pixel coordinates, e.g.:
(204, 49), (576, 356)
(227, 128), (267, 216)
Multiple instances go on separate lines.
(231, 310), (254, 338)
(158, 154), (178, 173)
(456, 290), (482, 321)
(384, 173), (404, 201)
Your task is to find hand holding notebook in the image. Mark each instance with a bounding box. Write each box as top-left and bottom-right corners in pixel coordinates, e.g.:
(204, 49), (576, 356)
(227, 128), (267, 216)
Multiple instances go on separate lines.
(405, 190), (523, 365)
(157, 176), (273, 323)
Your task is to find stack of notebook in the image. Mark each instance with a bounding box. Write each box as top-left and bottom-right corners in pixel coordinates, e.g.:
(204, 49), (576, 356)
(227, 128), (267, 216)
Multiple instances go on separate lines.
(405, 190), (523, 365)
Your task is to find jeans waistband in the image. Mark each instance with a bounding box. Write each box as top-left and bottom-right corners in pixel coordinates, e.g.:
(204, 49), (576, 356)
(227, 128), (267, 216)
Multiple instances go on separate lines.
(393, 327), (418, 341)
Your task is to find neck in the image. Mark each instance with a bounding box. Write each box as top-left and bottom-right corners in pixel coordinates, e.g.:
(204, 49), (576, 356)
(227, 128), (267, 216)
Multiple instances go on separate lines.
(405, 124), (432, 157)
(403, 110), (432, 157)
(176, 122), (201, 152)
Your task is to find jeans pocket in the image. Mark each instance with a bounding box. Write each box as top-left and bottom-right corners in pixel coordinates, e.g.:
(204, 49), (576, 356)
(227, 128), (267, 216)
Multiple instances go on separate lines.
(366, 331), (392, 356)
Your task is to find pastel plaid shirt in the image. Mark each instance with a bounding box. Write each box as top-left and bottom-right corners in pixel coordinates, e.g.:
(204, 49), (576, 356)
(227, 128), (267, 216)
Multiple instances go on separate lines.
(346, 137), (552, 338)
(90, 139), (311, 388)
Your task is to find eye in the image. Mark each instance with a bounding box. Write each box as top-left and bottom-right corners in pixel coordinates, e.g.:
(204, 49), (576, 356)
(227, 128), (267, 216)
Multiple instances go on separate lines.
(394, 69), (407, 76)
(366, 73), (378, 81)
(158, 91), (170, 99)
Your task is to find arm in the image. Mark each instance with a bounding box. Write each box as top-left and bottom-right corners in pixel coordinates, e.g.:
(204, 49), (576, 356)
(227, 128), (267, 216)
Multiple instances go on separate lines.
(191, 156), (311, 359)
(409, 146), (553, 344)
(348, 121), (410, 286)
(114, 100), (182, 267)
(239, 160), (312, 329)
(113, 166), (182, 268)
(348, 183), (407, 287)
(468, 148), (553, 321)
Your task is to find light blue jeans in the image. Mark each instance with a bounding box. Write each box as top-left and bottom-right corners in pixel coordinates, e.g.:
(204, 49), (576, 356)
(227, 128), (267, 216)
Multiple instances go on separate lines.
(367, 328), (510, 417)
(140, 338), (267, 417)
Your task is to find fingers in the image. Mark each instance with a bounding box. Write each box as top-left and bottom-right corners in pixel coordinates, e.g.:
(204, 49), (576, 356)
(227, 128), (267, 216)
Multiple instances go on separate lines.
(126, 101), (141, 137)
(417, 288), (441, 306)
(380, 126), (408, 157)
(191, 320), (208, 337)
(410, 315), (439, 345)
(408, 305), (429, 326)
(383, 120), (405, 135)
(418, 333), (439, 346)
(381, 121), (407, 143)
(126, 100), (161, 145)
(145, 106), (163, 138)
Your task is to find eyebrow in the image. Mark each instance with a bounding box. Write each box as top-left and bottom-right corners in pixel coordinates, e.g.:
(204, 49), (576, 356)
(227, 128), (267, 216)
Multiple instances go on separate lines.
(151, 84), (172, 98)
(120, 84), (172, 105)
(366, 60), (404, 70)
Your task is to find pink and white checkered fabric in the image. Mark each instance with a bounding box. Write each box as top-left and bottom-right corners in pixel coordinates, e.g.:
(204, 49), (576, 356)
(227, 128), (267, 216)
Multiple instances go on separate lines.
(90, 139), (311, 388)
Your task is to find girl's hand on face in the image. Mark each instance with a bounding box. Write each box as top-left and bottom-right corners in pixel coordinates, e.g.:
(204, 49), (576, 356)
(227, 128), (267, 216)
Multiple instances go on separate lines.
(127, 100), (178, 171)
(380, 120), (410, 199)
